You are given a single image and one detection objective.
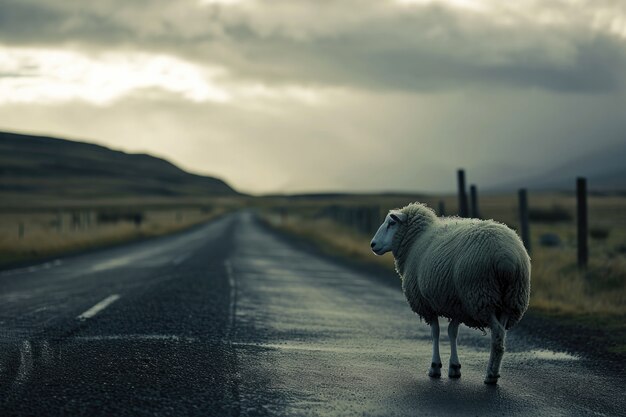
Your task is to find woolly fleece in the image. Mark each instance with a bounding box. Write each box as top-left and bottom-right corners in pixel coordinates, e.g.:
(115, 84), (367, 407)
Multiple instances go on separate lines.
(392, 203), (531, 330)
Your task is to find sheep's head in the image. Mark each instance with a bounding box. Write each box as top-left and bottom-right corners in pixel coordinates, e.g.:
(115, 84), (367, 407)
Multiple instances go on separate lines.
(370, 210), (407, 255)
(371, 203), (437, 259)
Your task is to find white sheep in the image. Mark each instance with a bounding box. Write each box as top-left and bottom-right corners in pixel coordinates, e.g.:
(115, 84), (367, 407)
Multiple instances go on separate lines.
(370, 202), (531, 384)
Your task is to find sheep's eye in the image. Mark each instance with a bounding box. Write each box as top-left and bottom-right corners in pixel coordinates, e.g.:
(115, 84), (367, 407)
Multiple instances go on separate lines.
(388, 220), (396, 227)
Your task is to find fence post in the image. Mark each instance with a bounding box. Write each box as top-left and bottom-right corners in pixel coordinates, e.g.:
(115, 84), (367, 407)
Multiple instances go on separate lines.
(457, 169), (468, 217)
(469, 184), (479, 218)
(577, 177), (588, 269)
(518, 189), (531, 253)
(438, 200), (446, 217)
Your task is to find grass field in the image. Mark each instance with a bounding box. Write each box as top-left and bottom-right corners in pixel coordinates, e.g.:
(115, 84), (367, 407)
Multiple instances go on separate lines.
(260, 192), (626, 318)
(0, 199), (243, 267)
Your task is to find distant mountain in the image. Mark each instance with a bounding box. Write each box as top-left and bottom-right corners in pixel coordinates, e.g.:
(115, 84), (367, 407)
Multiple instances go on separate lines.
(0, 131), (239, 200)
(493, 141), (626, 192)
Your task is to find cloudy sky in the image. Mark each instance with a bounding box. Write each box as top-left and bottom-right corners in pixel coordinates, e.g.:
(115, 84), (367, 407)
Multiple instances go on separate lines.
(0, 0), (625, 194)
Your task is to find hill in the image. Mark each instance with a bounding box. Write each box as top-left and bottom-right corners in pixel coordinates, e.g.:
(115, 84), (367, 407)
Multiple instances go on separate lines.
(0, 131), (239, 203)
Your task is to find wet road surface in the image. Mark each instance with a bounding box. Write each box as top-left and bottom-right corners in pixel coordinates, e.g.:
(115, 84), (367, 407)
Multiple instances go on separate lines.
(0, 211), (623, 416)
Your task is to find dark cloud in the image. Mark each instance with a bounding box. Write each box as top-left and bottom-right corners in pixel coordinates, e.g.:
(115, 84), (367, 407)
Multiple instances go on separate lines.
(1, 0), (625, 93)
(0, 1), (132, 45)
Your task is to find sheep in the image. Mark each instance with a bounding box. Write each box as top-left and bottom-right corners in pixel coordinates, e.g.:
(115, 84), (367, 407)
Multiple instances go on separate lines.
(370, 202), (530, 384)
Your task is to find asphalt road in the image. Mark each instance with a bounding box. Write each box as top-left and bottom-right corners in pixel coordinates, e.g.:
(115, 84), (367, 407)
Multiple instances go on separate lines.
(0, 211), (623, 416)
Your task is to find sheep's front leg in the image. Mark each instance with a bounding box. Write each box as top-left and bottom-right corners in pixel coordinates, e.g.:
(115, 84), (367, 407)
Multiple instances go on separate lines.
(428, 318), (442, 378)
(448, 320), (461, 378)
(485, 313), (508, 385)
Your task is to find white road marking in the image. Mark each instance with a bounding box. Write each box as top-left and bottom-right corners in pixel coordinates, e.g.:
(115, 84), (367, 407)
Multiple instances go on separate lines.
(15, 340), (33, 386)
(77, 294), (121, 320)
(222, 259), (241, 415)
(172, 254), (190, 265)
(89, 236), (205, 273)
(89, 246), (166, 272)
(40, 340), (54, 366)
(224, 260), (237, 339)
(31, 306), (49, 314)
(90, 256), (135, 272)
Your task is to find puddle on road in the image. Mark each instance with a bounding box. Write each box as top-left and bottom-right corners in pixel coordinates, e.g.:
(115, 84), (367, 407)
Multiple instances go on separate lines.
(234, 341), (580, 362)
(522, 349), (580, 361)
(74, 334), (198, 342)
(233, 342), (364, 354)
(232, 341), (420, 357)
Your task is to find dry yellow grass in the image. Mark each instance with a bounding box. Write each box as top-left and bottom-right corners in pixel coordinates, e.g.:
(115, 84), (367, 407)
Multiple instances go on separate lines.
(528, 222), (626, 315)
(0, 206), (229, 266)
(267, 214), (396, 270)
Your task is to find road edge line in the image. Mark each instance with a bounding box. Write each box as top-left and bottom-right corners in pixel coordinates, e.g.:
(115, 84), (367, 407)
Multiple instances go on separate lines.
(77, 294), (121, 320)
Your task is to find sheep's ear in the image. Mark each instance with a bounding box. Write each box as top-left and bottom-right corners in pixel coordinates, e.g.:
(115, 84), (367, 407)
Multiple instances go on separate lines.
(390, 212), (407, 223)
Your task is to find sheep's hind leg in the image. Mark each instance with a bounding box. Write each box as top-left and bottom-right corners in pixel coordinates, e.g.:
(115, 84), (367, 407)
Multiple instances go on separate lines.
(485, 313), (508, 385)
(428, 317), (442, 378)
(448, 320), (461, 378)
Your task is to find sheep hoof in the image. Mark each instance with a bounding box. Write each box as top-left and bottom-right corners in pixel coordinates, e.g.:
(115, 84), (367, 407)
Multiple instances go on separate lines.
(484, 374), (500, 385)
(429, 362), (442, 378)
(448, 363), (461, 378)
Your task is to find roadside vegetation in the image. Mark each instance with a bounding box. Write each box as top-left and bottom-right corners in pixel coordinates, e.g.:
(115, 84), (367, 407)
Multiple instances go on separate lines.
(0, 201), (238, 267)
(260, 193), (626, 354)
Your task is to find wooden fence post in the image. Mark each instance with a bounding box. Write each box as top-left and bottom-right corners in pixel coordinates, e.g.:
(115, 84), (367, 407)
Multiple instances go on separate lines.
(469, 184), (480, 218)
(457, 169), (468, 217)
(518, 189), (531, 253)
(577, 177), (588, 269)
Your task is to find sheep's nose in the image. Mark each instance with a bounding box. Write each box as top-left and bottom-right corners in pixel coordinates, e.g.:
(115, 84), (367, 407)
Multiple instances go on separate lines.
(370, 241), (376, 248)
